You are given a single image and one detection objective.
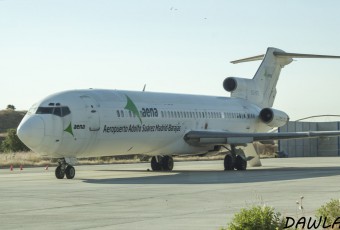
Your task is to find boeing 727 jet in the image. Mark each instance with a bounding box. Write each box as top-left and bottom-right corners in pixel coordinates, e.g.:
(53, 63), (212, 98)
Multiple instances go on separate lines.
(17, 47), (340, 179)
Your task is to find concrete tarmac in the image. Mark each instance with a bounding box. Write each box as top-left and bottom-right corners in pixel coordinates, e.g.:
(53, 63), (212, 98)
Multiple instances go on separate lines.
(0, 157), (340, 230)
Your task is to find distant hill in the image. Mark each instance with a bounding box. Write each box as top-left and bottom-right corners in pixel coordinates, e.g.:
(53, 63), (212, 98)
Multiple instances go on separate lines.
(0, 110), (26, 133)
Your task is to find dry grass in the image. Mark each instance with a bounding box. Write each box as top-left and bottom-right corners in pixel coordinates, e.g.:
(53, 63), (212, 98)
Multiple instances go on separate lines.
(0, 144), (277, 168)
(78, 155), (148, 165)
(255, 142), (278, 158)
(0, 152), (227, 167)
(174, 154), (225, 161)
(0, 152), (150, 167)
(0, 152), (51, 167)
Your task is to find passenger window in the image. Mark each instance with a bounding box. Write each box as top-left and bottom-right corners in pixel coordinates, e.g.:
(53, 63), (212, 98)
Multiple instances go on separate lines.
(117, 110), (120, 117)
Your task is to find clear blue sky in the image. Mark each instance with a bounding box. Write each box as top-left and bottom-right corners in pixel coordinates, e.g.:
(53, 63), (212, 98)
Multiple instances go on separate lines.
(1, 0), (340, 120)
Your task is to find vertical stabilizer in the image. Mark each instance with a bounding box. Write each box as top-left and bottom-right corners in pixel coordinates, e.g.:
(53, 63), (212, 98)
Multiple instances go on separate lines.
(252, 48), (292, 107)
(229, 48), (340, 108)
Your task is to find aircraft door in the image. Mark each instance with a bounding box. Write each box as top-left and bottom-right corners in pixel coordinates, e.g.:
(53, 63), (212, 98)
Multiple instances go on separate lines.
(80, 95), (100, 131)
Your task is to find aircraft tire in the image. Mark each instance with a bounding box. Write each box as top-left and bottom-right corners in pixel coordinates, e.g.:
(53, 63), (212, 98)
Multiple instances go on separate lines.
(161, 156), (174, 171)
(234, 155), (247, 171)
(224, 154), (234, 171)
(55, 165), (65, 179)
(151, 156), (162, 171)
(65, 165), (76, 179)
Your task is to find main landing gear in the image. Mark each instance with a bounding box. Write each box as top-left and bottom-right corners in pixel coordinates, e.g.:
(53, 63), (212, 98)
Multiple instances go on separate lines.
(224, 145), (247, 171)
(55, 158), (76, 179)
(151, 156), (174, 171)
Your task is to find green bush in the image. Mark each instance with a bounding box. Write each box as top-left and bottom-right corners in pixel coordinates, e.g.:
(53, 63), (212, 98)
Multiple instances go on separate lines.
(224, 205), (285, 230)
(6, 104), (16, 110)
(1, 129), (29, 152)
(316, 199), (340, 228)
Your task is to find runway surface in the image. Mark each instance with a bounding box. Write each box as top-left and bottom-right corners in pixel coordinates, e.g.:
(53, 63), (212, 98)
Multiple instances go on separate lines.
(0, 157), (340, 230)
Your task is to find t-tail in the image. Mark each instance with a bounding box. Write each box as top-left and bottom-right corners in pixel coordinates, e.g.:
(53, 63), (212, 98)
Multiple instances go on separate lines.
(223, 47), (340, 108)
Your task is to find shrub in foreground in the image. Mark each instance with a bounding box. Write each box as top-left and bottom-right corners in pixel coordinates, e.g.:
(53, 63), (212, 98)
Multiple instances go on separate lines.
(316, 198), (340, 229)
(223, 205), (285, 230)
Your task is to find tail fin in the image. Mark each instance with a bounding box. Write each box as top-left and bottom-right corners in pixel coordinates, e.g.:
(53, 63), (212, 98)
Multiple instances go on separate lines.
(230, 47), (340, 108)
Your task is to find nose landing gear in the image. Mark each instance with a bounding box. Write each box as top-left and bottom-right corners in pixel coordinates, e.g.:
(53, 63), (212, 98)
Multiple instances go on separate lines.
(55, 158), (76, 179)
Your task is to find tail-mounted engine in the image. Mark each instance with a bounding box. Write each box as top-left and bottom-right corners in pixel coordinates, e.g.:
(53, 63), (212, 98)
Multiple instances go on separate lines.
(259, 108), (289, 128)
(223, 77), (262, 103)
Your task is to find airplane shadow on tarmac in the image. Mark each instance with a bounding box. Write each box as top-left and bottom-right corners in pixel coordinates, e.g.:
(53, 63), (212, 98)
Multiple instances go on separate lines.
(82, 166), (340, 185)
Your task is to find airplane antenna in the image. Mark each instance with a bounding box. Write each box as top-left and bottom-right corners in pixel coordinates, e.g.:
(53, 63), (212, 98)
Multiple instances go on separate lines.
(142, 84), (146, 92)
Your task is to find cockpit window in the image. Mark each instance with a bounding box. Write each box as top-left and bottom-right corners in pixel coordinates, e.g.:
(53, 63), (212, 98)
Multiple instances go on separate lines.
(27, 106), (38, 115)
(61, 107), (71, 116)
(36, 107), (54, 114)
(36, 106), (71, 117)
(53, 107), (62, 116)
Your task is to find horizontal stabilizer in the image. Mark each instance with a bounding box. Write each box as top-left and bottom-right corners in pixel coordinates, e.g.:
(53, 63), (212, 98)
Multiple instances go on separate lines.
(231, 49), (340, 64)
(230, 54), (265, 64)
(273, 52), (340, 59)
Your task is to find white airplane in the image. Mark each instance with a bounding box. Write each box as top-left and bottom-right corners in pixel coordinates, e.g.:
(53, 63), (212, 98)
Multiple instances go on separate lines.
(17, 47), (340, 179)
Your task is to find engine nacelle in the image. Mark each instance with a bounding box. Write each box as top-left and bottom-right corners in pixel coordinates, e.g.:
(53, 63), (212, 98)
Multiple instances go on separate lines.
(259, 108), (289, 128)
(223, 77), (238, 92)
(223, 77), (250, 92)
(223, 77), (261, 102)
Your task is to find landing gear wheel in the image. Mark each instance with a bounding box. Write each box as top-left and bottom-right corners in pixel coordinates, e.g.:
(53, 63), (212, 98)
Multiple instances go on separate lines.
(55, 158), (76, 179)
(161, 156), (174, 171)
(65, 165), (76, 179)
(234, 155), (247, 171)
(151, 156), (162, 171)
(224, 154), (234, 171)
(55, 165), (65, 179)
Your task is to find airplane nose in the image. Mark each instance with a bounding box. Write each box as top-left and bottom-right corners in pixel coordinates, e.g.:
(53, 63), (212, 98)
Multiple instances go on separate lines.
(17, 116), (45, 148)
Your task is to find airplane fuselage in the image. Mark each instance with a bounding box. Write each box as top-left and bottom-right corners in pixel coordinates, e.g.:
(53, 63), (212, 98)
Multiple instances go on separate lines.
(17, 47), (340, 179)
(19, 89), (265, 159)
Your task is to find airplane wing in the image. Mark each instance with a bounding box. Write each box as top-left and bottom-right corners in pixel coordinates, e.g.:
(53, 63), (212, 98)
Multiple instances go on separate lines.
(184, 130), (340, 146)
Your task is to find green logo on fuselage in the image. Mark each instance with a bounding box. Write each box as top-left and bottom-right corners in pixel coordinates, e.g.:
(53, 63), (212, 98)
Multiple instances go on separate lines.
(64, 122), (74, 136)
(124, 95), (142, 124)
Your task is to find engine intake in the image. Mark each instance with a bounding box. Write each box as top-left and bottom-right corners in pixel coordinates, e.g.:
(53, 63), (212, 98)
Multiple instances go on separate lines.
(222, 77), (261, 103)
(223, 77), (237, 92)
(259, 108), (289, 128)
